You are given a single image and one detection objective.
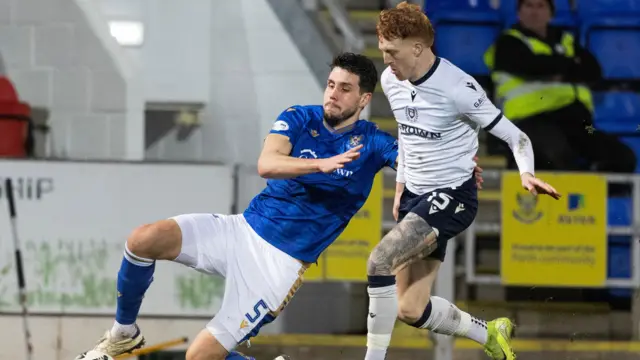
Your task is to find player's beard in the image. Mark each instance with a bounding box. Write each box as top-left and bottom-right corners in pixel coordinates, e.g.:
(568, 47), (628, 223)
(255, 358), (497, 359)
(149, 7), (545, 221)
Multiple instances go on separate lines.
(324, 106), (358, 128)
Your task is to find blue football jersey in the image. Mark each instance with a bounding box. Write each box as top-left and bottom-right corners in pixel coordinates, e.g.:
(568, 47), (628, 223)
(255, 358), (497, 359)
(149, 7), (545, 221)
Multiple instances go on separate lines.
(243, 105), (398, 263)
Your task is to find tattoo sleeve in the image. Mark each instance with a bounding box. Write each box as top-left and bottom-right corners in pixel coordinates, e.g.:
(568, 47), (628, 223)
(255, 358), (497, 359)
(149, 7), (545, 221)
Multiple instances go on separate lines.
(367, 213), (438, 276)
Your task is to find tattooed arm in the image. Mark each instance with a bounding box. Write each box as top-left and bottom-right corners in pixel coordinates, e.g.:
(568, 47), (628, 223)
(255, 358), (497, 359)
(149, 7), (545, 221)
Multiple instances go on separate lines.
(367, 213), (439, 276)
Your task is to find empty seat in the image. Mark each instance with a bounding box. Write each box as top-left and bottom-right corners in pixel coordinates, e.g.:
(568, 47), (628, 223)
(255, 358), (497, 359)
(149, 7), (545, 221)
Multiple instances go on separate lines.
(0, 76), (30, 158)
(608, 196), (632, 226)
(427, 0), (501, 75)
(593, 91), (640, 134)
(577, 0), (640, 79)
(587, 29), (640, 80)
(0, 76), (19, 102)
(577, 0), (640, 16)
(434, 23), (500, 75)
(607, 196), (633, 298)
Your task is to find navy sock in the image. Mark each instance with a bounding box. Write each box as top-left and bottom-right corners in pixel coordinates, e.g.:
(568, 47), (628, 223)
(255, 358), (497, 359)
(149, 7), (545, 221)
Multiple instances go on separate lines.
(226, 351), (255, 359)
(410, 300), (433, 328)
(367, 275), (396, 288)
(115, 245), (155, 325)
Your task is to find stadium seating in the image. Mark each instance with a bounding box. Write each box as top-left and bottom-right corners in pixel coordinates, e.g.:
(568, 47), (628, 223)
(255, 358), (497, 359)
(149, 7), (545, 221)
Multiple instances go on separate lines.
(426, 0), (501, 76)
(592, 91), (640, 134)
(608, 197), (634, 297)
(577, 0), (640, 80)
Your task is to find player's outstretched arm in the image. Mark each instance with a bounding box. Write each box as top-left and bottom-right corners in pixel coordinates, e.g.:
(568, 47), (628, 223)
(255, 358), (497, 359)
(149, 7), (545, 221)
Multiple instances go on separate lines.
(257, 134), (363, 179)
(454, 77), (560, 199)
(489, 120), (560, 199)
(257, 134), (322, 179)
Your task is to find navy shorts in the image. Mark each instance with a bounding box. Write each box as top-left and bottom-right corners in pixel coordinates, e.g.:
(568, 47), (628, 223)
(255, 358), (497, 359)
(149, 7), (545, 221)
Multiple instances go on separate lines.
(397, 175), (478, 261)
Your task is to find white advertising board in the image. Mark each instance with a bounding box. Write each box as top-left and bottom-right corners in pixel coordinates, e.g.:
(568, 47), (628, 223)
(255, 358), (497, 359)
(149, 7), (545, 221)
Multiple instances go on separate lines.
(0, 160), (234, 317)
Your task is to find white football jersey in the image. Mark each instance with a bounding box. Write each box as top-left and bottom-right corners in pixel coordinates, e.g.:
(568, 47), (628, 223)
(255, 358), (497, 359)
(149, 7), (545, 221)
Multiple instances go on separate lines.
(381, 57), (503, 195)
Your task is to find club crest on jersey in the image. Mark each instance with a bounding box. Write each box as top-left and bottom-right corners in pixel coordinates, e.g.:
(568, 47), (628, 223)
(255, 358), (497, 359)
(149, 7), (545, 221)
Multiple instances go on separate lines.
(405, 106), (419, 123)
(349, 134), (364, 147)
(310, 129), (319, 137)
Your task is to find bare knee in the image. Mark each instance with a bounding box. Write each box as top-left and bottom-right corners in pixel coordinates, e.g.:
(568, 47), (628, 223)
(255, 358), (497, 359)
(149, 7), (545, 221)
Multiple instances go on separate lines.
(397, 292), (432, 325)
(186, 329), (229, 360)
(126, 219), (182, 260)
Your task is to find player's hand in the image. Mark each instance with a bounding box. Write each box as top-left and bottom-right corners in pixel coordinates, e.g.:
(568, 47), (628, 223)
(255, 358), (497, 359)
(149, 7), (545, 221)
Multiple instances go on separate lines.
(317, 144), (363, 173)
(521, 173), (561, 200)
(392, 194), (401, 221)
(473, 156), (484, 190)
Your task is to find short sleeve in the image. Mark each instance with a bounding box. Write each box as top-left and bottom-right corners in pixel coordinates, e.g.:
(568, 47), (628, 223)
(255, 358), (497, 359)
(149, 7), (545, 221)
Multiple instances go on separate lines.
(269, 106), (306, 142)
(373, 128), (399, 170)
(453, 76), (503, 131)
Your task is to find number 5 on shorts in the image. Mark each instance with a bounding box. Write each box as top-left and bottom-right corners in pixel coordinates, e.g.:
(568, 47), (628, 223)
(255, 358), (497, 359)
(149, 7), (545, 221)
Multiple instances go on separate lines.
(245, 299), (268, 323)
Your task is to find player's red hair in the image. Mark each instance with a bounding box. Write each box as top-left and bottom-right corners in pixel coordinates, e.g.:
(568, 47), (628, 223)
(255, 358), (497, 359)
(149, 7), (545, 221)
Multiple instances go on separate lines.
(376, 1), (435, 47)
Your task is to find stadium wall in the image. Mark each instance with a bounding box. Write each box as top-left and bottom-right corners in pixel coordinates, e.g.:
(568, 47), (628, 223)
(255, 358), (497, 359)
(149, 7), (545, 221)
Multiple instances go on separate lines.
(95, 0), (212, 104)
(142, 0), (325, 165)
(0, 0), (145, 160)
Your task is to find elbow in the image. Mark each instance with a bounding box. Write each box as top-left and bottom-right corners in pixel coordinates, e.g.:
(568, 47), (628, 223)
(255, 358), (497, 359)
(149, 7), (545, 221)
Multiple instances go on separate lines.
(257, 157), (275, 179)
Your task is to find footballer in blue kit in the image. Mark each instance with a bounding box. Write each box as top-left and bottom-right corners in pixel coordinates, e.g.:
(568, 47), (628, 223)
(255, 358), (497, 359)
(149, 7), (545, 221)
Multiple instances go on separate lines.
(243, 104), (398, 264)
(77, 52), (468, 360)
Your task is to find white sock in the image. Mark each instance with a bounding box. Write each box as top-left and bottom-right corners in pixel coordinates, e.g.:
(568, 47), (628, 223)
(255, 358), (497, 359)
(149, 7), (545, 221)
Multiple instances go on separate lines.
(365, 284), (398, 360)
(110, 320), (137, 340)
(419, 296), (487, 345)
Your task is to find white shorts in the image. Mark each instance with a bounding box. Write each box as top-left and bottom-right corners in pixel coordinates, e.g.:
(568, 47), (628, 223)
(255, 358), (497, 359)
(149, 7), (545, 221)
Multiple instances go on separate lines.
(171, 213), (305, 351)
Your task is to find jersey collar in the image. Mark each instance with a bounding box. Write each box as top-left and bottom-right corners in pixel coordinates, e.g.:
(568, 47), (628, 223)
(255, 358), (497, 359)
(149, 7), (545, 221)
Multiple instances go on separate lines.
(410, 57), (441, 86)
(323, 119), (360, 135)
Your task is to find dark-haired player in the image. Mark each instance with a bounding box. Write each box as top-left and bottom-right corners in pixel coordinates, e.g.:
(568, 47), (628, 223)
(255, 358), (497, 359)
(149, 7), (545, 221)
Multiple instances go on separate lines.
(76, 52), (483, 360)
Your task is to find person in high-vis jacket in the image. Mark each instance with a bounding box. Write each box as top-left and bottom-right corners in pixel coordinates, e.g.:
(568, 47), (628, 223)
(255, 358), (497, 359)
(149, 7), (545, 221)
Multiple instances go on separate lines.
(484, 0), (636, 173)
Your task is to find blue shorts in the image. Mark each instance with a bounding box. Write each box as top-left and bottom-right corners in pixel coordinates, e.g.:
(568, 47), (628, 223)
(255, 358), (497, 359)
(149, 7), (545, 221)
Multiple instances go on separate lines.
(397, 175), (478, 261)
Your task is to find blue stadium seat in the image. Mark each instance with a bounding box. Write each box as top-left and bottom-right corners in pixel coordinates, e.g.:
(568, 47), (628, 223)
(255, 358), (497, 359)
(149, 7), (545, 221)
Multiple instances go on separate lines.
(607, 197), (633, 298)
(608, 197), (632, 226)
(434, 23), (500, 75)
(586, 29), (640, 80)
(499, 0), (576, 29)
(577, 0), (640, 16)
(592, 92), (640, 134)
(427, 0), (501, 75)
(577, 0), (640, 79)
(620, 136), (640, 172)
(608, 237), (633, 297)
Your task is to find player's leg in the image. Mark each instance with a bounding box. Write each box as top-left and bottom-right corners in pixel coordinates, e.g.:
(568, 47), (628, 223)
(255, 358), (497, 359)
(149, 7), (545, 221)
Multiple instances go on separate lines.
(76, 213), (232, 359)
(395, 256), (514, 360)
(396, 256), (486, 343)
(185, 215), (305, 360)
(364, 212), (437, 360)
(391, 180), (514, 360)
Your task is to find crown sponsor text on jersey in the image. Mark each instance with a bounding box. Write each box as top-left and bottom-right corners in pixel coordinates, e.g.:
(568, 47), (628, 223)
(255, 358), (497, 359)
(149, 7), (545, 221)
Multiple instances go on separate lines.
(399, 123), (442, 140)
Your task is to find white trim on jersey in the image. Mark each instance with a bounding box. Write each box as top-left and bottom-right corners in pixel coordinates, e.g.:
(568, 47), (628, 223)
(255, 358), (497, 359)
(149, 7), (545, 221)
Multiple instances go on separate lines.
(382, 57), (535, 195)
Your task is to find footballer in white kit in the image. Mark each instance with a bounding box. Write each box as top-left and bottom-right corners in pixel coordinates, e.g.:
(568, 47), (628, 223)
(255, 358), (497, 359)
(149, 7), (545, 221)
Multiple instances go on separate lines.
(363, 3), (561, 360)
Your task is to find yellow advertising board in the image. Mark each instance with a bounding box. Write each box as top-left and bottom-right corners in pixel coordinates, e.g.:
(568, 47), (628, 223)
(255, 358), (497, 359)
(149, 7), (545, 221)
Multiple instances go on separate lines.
(501, 172), (607, 287)
(305, 172), (383, 281)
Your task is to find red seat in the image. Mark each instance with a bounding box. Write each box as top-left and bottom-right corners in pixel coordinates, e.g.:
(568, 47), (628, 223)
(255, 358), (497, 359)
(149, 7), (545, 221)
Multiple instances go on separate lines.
(0, 76), (30, 158)
(0, 76), (19, 102)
